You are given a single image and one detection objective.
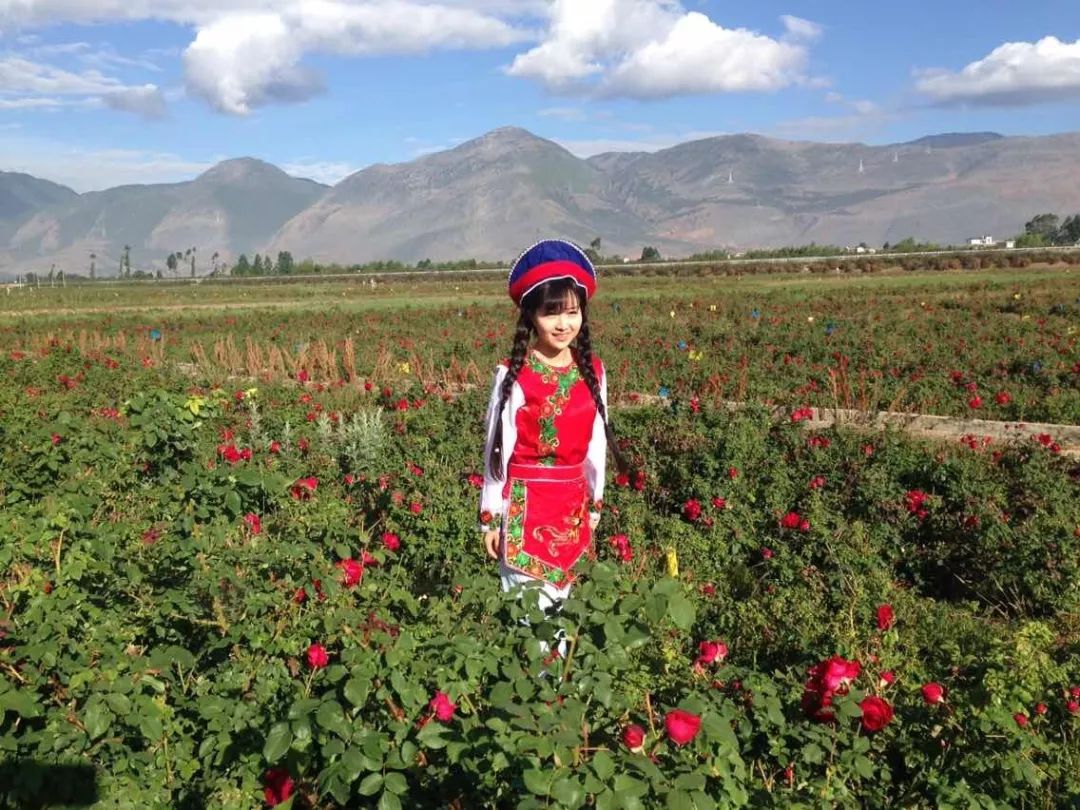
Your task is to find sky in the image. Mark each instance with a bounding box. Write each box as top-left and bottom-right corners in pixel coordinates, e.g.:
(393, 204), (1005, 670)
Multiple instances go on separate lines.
(0, 0), (1078, 192)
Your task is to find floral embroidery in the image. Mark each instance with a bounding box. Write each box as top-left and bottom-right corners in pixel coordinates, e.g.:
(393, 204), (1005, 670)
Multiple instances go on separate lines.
(502, 477), (584, 587)
(479, 509), (499, 526)
(592, 499), (603, 513)
(527, 354), (581, 466)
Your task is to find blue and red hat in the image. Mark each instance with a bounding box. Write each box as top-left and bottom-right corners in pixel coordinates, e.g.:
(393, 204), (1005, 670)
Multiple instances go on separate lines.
(507, 239), (597, 306)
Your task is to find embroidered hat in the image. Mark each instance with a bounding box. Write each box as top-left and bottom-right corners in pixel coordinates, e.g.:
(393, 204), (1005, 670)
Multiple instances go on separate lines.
(507, 239), (597, 306)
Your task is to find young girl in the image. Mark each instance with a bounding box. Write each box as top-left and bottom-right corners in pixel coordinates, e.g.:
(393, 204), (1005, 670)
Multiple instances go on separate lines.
(479, 239), (625, 613)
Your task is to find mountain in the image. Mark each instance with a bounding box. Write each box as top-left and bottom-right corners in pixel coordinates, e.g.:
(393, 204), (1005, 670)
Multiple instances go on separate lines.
(3, 129), (1080, 275)
(4, 158), (326, 275)
(266, 127), (652, 263)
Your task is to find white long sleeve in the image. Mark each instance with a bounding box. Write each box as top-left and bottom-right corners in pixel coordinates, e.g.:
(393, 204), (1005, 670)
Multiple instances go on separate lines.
(585, 363), (608, 511)
(479, 365), (522, 529)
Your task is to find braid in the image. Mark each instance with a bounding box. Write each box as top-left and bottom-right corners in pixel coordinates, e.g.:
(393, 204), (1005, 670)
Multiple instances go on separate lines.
(488, 312), (532, 481)
(575, 319), (629, 476)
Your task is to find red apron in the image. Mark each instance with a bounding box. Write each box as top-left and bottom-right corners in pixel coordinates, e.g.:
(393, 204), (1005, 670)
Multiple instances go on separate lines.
(502, 461), (592, 588)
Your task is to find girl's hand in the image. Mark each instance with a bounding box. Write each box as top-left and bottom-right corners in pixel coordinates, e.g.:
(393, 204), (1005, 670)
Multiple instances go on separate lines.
(589, 512), (600, 531)
(483, 529), (501, 560)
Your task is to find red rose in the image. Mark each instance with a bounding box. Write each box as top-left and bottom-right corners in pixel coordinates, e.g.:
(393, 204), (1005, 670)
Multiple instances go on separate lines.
(608, 534), (633, 562)
(1014, 712), (1029, 728)
(809, 475), (826, 489)
(1071, 686), (1080, 698)
(429, 691), (455, 722)
(664, 709), (701, 746)
(1034, 702), (1047, 716)
(633, 470), (646, 491)
(269, 440), (281, 454)
(701, 583), (716, 596)
(921, 682), (945, 705)
(879, 671), (895, 688)
(761, 547), (774, 559)
(290, 476), (318, 500)
(1067, 700), (1079, 715)
(694, 640), (728, 667)
(615, 472), (630, 487)
(382, 532), (401, 551)
(293, 586), (307, 604)
(791, 406), (814, 422)
(728, 467), (739, 480)
(780, 512), (801, 529)
(306, 643), (329, 669)
(337, 558), (363, 587)
(50, 433), (62, 445)
(859, 696), (893, 732)
(683, 499), (702, 522)
(262, 767), (294, 807)
(468, 473), (484, 488)
(243, 513), (262, 535)
(621, 723), (646, 753)
(968, 395), (983, 409)
(876, 604), (894, 631)
(798, 518), (810, 532)
(995, 391), (1012, 405)
(711, 496), (726, 509)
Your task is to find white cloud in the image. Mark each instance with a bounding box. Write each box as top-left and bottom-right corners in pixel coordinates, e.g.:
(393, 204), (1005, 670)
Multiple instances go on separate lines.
(915, 36), (1080, 106)
(555, 128), (730, 157)
(506, 1), (815, 99)
(0, 54), (166, 117)
(280, 158), (359, 185)
(0, 134), (217, 190)
(780, 14), (822, 43)
(4, 1), (532, 115)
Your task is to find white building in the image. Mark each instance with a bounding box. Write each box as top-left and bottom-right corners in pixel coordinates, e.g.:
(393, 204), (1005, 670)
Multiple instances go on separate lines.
(968, 235), (994, 247)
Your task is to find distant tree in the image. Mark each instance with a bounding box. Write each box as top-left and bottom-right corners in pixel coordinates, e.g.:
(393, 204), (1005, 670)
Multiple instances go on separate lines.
(235, 254), (251, 276)
(1025, 213), (1060, 242)
(640, 246), (661, 262)
(121, 244), (132, 278)
(188, 246), (196, 278)
(590, 237), (602, 253)
(166, 252), (178, 276)
(1057, 213), (1080, 245)
(252, 254), (264, 275)
(276, 251), (295, 275)
(211, 251), (220, 275)
(89, 252), (96, 280)
(263, 254), (276, 275)
(47, 265), (55, 285)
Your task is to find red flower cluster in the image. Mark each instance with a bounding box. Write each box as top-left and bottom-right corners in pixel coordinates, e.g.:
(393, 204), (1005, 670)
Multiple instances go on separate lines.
(682, 499), (702, 522)
(336, 558), (363, 588)
(859, 695), (894, 732)
(802, 656), (861, 723)
(382, 532), (401, 552)
(290, 477), (318, 500)
(306, 643), (329, 669)
(262, 768), (294, 807)
(243, 513), (262, 535)
(904, 489), (929, 520)
(694, 640), (728, 669)
(608, 533), (632, 562)
(791, 406), (814, 422)
(807, 435), (831, 449)
(664, 709), (701, 745)
(876, 604), (894, 631)
(429, 691), (455, 722)
(780, 512), (810, 532)
(809, 475), (826, 490)
(921, 683), (946, 704)
(217, 443), (252, 465)
(621, 723), (646, 753)
(1033, 433), (1061, 454)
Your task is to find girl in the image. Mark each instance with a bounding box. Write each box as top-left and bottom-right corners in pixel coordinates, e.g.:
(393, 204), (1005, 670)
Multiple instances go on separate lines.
(479, 239), (626, 613)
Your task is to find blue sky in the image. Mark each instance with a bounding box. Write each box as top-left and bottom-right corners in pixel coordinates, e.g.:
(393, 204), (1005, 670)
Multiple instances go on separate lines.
(0, 0), (1078, 191)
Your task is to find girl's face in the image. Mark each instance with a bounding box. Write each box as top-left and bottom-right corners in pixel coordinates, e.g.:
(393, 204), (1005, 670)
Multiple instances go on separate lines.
(531, 288), (582, 356)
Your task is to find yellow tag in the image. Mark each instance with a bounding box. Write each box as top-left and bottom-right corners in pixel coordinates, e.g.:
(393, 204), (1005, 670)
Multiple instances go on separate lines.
(688, 350), (703, 362)
(397, 361), (411, 374)
(665, 547), (679, 578)
(709, 304), (717, 312)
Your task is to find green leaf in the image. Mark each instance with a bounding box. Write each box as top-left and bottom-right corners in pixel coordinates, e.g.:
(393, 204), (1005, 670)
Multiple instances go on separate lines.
(801, 742), (824, 764)
(224, 490), (242, 517)
(0, 690), (41, 719)
(591, 750), (615, 781)
(84, 701), (113, 741)
(344, 676), (371, 708)
(263, 722), (293, 763)
(854, 755), (874, 779)
(357, 773), (383, 796)
(523, 769), (552, 795)
(551, 777), (584, 807)
(668, 591), (695, 631)
(666, 790), (695, 810)
(383, 772), (408, 795)
(378, 790), (403, 810)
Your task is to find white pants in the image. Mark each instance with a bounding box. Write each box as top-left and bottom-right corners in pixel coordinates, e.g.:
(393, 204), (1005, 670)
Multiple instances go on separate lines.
(499, 562), (570, 658)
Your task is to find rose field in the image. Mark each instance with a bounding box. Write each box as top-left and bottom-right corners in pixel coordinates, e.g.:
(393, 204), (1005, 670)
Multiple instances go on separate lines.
(0, 265), (1078, 809)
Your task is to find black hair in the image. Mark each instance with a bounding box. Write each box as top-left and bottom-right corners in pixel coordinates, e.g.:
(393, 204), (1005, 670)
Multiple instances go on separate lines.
(488, 277), (628, 481)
